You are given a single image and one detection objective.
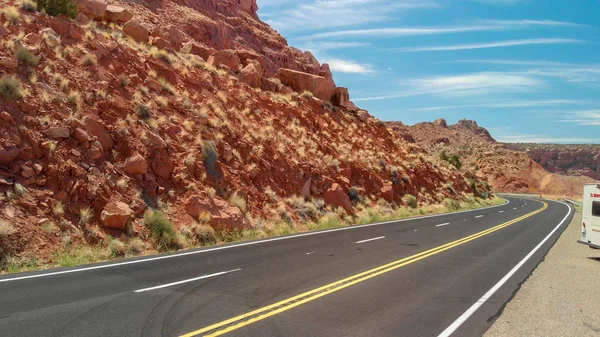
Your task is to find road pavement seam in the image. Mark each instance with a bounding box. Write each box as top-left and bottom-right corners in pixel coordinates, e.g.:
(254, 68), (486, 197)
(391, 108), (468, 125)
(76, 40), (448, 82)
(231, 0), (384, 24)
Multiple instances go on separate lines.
(178, 202), (547, 337)
(436, 201), (572, 337)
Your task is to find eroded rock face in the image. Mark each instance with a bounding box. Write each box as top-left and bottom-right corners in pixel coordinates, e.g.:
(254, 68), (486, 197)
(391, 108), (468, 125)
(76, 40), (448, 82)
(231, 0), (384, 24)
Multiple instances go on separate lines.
(105, 5), (133, 23)
(323, 183), (355, 215)
(237, 61), (262, 87)
(275, 68), (334, 101)
(208, 50), (241, 72)
(101, 201), (133, 230)
(331, 87), (349, 107)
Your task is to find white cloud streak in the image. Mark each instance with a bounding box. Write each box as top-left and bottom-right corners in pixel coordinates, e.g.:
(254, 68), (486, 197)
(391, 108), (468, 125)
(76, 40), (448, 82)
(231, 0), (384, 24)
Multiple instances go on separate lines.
(325, 58), (375, 74)
(392, 38), (584, 52)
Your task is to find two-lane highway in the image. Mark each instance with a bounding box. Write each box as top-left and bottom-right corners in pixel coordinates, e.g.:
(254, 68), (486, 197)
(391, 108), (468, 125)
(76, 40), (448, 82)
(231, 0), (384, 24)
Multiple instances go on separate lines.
(0, 198), (572, 337)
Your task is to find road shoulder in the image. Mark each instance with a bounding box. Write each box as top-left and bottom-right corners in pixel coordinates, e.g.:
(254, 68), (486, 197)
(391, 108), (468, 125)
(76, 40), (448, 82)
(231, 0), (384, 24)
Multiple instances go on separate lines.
(484, 211), (600, 337)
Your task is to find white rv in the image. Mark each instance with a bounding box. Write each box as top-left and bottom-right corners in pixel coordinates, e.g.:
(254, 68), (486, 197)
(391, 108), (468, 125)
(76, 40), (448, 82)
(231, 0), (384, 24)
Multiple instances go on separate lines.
(579, 184), (600, 249)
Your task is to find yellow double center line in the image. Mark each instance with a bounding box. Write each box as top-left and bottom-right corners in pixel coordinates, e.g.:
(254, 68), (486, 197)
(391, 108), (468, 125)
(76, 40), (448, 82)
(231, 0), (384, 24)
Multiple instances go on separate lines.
(181, 201), (548, 337)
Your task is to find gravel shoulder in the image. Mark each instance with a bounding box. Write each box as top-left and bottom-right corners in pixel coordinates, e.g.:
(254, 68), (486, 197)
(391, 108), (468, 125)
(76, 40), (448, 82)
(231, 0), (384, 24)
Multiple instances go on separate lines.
(484, 211), (600, 337)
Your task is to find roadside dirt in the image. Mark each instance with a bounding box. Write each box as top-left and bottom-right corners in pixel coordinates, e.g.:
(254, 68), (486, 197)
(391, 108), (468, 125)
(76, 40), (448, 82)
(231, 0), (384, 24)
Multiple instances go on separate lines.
(484, 212), (600, 337)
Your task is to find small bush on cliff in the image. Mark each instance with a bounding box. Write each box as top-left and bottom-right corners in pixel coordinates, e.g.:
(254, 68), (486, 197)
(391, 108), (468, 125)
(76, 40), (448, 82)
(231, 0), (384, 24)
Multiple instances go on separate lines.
(144, 210), (177, 250)
(229, 192), (247, 214)
(15, 46), (39, 67)
(348, 186), (361, 202)
(0, 220), (15, 237)
(2, 6), (20, 24)
(0, 75), (23, 100)
(108, 239), (126, 257)
(202, 141), (220, 181)
(402, 194), (418, 209)
(36, 0), (78, 18)
(444, 198), (460, 211)
(448, 155), (462, 169)
(18, 0), (37, 11)
(192, 224), (217, 245)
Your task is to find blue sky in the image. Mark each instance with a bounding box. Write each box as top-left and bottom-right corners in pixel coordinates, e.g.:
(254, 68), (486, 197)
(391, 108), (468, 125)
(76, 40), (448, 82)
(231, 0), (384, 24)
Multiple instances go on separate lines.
(257, 0), (600, 143)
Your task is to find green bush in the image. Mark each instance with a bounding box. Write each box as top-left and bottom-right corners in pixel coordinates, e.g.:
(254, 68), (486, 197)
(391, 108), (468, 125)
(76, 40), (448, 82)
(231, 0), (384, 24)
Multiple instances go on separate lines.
(15, 46), (39, 67)
(0, 75), (23, 100)
(144, 210), (177, 250)
(448, 155), (462, 169)
(444, 198), (461, 211)
(402, 194), (418, 209)
(193, 224), (217, 245)
(36, 0), (78, 18)
(348, 186), (360, 202)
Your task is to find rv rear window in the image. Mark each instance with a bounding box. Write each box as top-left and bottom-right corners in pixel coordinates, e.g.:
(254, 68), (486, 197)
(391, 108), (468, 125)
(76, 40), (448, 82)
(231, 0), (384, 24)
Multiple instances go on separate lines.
(593, 201), (600, 217)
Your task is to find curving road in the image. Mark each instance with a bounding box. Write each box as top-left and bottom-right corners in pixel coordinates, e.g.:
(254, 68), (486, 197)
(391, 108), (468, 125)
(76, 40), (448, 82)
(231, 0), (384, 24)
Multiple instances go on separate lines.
(0, 197), (573, 337)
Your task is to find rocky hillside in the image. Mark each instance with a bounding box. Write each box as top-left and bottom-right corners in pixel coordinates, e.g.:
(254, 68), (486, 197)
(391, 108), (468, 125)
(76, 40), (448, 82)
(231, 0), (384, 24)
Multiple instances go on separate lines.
(0, 0), (487, 262)
(505, 143), (600, 181)
(388, 119), (597, 196)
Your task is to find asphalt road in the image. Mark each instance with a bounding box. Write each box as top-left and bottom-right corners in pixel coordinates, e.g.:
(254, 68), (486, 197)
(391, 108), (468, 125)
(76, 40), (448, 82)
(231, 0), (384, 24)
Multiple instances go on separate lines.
(0, 197), (573, 337)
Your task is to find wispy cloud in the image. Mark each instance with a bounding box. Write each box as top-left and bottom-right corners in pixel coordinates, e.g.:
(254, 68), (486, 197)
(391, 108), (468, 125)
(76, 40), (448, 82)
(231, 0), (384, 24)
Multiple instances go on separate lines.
(472, 0), (522, 4)
(407, 100), (582, 111)
(296, 41), (370, 54)
(555, 110), (600, 125)
(266, 0), (437, 33)
(474, 19), (588, 27)
(495, 134), (600, 143)
(391, 38), (584, 52)
(444, 59), (577, 67)
(407, 72), (543, 96)
(325, 58), (375, 74)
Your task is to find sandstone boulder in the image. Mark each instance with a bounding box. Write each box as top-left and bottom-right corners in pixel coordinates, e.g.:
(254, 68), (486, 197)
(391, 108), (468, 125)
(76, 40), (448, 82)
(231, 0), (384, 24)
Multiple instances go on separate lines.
(331, 87), (349, 107)
(104, 5), (133, 23)
(43, 126), (71, 139)
(208, 50), (241, 72)
(237, 50), (264, 68)
(124, 152), (147, 175)
(123, 21), (149, 43)
(323, 183), (355, 215)
(237, 62), (262, 87)
(86, 141), (103, 160)
(83, 117), (113, 150)
(275, 68), (334, 101)
(152, 37), (171, 50)
(76, 0), (107, 20)
(75, 12), (90, 25)
(186, 195), (250, 229)
(100, 201), (132, 230)
(380, 185), (394, 202)
(183, 42), (215, 61)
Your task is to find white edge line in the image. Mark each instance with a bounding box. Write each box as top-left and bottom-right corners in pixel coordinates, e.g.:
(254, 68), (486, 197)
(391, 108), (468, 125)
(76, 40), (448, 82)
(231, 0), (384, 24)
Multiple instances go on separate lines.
(436, 200), (572, 337)
(0, 199), (510, 283)
(436, 223), (450, 227)
(134, 269), (241, 293)
(355, 236), (386, 244)
(475, 215), (484, 218)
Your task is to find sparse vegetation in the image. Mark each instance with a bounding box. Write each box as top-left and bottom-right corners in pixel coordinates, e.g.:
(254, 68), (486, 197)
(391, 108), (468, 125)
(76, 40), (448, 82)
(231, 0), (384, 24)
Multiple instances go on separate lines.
(192, 224), (217, 245)
(14, 183), (28, 198)
(36, 0), (78, 18)
(229, 192), (247, 213)
(128, 238), (145, 254)
(202, 141), (220, 181)
(0, 75), (23, 100)
(109, 239), (126, 257)
(0, 220), (15, 237)
(52, 202), (65, 216)
(15, 46), (39, 67)
(348, 186), (361, 202)
(299, 90), (314, 99)
(144, 210), (178, 250)
(18, 0), (37, 11)
(118, 74), (130, 87)
(2, 6), (20, 25)
(82, 53), (97, 66)
(402, 194), (418, 208)
(79, 207), (93, 225)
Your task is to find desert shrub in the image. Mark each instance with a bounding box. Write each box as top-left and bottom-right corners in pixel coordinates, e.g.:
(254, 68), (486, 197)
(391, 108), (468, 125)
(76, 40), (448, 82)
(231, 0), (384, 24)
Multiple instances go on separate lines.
(109, 239), (126, 257)
(445, 183), (456, 195)
(119, 74), (130, 87)
(15, 46), (39, 67)
(36, 0), (78, 18)
(0, 75), (23, 100)
(439, 150), (449, 161)
(299, 90), (314, 99)
(202, 141), (220, 181)
(444, 198), (461, 211)
(137, 102), (152, 120)
(348, 186), (361, 202)
(2, 7), (20, 24)
(151, 48), (172, 64)
(402, 175), (411, 184)
(287, 196), (319, 220)
(82, 54), (97, 66)
(192, 224), (217, 245)
(0, 220), (15, 237)
(402, 194), (418, 208)
(143, 210), (177, 250)
(18, 0), (37, 11)
(79, 207), (93, 225)
(53, 201), (65, 216)
(448, 155), (462, 169)
(128, 238), (145, 254)
(229, 192), (247, 213)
